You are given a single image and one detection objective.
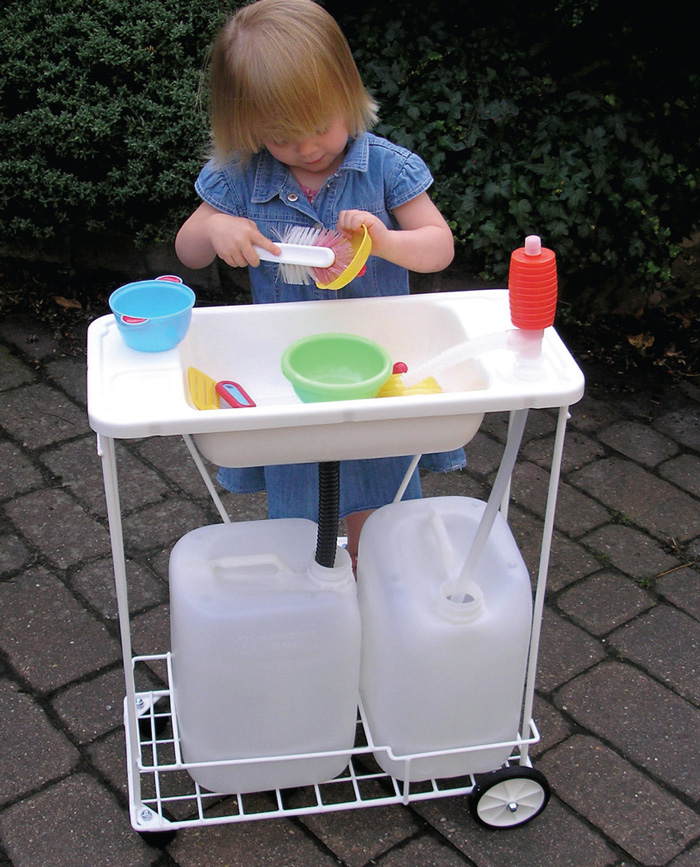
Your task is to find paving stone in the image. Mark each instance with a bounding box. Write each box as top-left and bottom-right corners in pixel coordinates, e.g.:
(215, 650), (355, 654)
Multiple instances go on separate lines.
(510, 460), (608, 538)
(656, 566), (700, 620)
(538, 735), (700, 866)
(416, 791), (616, 867)
(51, 667), (126, 744)
(567, 393), (622, 433)
(0, 382), (90, 448)
(0, 565), (120, 692)
(507, 506), (600, 594)
(536, 608), (605, 693)
(169, 814), (340, 866)
(556, 570), (655, 635)
(580, 523), (681, 581)
(0, 774), (154, 867)
(39, 436), (169, 518)
(131, 435), (218, 499)
(457, 428), (510, 477)
(0, 343), (35, 390)
(609, 604), (700, 704)
(422, 467), (486, 501)
(556, 661), (700, 799)
(529, 694), (573, 758)
(653, 407), (700, 451)
(130, 602), (171, 662)
(86, 729), (131, 801)
(70, 555), (167, 621)
(479, 409), (556, 445)
(220, 488), (270, 523)
(0, 532), (32, 574)
(0, 314), (67, 362)
(300, 805), (420, 867)
(0, 441), (44, 499)
(121, 499), (209, 553)
(598, 419), (679, 466)
(46, 355), (88, 405)
(669, 842), (700, 866)
(0, 678), (78, 803)
(659, 453), (700, 498)
(302, 806), (418, 867)
(521, 427), (606, 474)
(5, 488), (111, 568)
(3, 318), (700, 865)
(571, 457), (700, 542)
(376, 833), (472, 866)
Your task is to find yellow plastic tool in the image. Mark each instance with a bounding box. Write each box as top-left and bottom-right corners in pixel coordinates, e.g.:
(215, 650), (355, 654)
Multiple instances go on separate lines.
(376, 374), (443, 398)
(187, 366), (219, 410)
(316, 225), (372, 291)
(376, 362), (443, 398)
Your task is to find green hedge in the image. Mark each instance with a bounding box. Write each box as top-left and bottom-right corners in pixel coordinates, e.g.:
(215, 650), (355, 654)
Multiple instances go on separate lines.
(337, 2), (699, 307)
(1, 0), (698, 312)
(0, 0), (224, 244)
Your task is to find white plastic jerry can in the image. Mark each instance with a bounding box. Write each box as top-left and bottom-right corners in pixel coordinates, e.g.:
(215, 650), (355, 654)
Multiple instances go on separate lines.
(169, 518), (361, 794)
(357, 497), (533, 782)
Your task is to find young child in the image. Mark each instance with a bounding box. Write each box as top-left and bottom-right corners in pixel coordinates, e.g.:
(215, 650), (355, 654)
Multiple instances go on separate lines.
(176, 0), (465, 565)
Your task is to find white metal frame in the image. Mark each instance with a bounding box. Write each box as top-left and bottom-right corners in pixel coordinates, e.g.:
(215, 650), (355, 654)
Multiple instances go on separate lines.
(89, 290), (582, 833)
(96, 404), (570, 833)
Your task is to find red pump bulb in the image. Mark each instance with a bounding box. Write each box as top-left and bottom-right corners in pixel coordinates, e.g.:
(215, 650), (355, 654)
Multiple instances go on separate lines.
(508, 235), (558, 330)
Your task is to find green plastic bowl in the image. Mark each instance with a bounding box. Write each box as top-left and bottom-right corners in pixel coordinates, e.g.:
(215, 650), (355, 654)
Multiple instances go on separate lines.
(281, 333), (392, 402)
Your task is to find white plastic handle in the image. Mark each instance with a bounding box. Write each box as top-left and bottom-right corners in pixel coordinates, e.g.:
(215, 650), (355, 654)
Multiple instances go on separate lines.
(210, 553), (287, 573)
(253, 243), (335, 268)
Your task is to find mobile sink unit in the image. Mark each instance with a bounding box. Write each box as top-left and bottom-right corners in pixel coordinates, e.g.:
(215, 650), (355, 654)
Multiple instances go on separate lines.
(87, 289), (584, 835)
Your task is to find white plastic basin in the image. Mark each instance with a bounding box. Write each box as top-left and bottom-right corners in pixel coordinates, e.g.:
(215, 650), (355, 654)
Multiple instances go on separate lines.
(87, 290), (585, 467)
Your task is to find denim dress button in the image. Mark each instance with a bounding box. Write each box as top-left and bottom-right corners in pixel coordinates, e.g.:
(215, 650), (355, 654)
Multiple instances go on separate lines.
(287, 193), (298, 202)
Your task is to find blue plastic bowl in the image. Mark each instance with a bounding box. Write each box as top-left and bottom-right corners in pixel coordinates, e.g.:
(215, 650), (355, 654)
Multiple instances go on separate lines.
(109, 278), (195, 352)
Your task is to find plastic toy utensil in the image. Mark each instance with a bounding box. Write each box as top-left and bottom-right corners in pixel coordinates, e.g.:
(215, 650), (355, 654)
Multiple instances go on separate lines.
(376, 362), (443, 397)
(316, 225), (372, 290)
(215, 380), (256, 408)
(188, 367), (219, 410)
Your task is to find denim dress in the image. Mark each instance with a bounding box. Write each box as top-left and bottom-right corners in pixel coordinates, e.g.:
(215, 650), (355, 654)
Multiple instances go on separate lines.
(194, 132), (465, 521)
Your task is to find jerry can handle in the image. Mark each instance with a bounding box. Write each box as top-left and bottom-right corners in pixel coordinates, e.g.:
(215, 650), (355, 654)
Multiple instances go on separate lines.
(210, 553), (287, 574)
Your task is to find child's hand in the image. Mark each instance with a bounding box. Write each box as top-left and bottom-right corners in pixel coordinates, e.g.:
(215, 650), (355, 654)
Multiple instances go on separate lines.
(176, 203), (280, 270)
(338, 194), (453, 273)
(337, 210), (390, 251)
(206, 213), (281, 269)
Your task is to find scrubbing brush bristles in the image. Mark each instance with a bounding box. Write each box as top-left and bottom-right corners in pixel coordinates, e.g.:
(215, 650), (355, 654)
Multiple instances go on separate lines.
(253, 224), (366, 289)
(279, 226), (354, 286)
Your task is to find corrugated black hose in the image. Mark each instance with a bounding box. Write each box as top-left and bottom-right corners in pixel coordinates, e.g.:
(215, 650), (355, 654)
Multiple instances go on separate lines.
(315, 461), (340, 567)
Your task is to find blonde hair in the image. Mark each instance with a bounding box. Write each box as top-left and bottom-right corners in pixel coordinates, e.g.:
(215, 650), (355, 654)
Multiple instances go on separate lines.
(209, 0), (378, 162)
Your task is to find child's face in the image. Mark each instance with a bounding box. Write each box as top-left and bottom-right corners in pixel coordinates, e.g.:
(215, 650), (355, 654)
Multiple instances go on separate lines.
(263, 116), (349, 179)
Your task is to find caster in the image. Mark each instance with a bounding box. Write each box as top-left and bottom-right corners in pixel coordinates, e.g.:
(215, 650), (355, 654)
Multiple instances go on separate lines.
(468, 766), (550, 829)
(138, 828), (177, 847)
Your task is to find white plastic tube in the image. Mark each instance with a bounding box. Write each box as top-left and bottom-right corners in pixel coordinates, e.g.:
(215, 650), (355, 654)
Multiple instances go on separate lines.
(401, 331), (511, 388)
(450, 408), (529, 603)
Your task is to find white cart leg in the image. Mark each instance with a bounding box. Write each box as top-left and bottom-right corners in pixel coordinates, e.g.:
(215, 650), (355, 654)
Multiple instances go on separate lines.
(96, 434), (146, 824)
(519, 405), (570, 761)
(181, 434), (231, 523)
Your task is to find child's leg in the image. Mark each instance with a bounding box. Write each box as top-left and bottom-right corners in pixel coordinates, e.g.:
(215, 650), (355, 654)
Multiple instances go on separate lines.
(344, 508), (373, 572)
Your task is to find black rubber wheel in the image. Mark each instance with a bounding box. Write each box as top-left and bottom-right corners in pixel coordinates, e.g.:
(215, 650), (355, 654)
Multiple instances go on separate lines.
(138, 828), (177, 847)
(468, 766), (550, 828)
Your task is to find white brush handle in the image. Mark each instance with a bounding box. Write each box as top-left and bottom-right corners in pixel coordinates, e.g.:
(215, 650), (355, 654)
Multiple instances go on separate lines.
(253, 243), (335, 268)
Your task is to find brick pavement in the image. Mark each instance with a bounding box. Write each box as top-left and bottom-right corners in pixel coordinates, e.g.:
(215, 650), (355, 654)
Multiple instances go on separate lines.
(1, 313), (699, 867)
